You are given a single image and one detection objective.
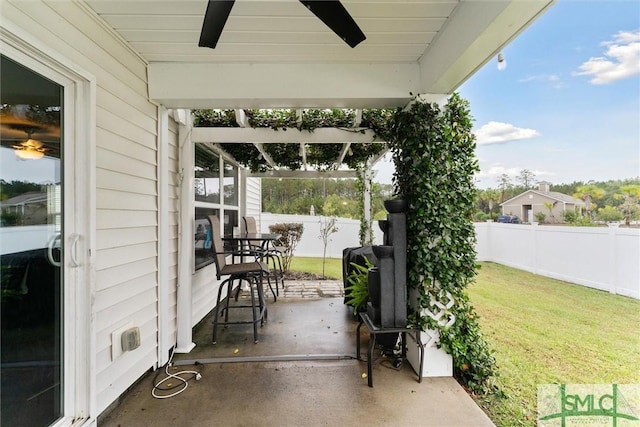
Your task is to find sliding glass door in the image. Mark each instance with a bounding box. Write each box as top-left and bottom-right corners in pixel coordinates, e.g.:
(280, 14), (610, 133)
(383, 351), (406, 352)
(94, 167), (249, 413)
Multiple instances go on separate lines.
(1, 55), (64, 426)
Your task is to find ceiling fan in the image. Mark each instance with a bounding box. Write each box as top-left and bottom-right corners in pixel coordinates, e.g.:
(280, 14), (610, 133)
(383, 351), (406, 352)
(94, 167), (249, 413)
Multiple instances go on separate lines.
(199, 0), (366, 49)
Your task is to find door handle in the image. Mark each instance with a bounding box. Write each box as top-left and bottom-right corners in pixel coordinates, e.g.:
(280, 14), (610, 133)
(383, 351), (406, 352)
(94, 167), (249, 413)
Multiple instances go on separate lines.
(70, 233), (80, 267)
(47, 233), (62, 267)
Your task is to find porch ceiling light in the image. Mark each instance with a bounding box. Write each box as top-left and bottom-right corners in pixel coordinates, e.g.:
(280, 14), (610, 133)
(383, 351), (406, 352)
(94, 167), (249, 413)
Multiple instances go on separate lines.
(497, 52), (507, 71)
(13, 138), (46, 160)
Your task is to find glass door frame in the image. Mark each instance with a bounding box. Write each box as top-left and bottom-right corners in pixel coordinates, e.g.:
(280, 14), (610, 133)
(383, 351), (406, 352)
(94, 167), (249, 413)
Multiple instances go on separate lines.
(1, 24), (96, 426)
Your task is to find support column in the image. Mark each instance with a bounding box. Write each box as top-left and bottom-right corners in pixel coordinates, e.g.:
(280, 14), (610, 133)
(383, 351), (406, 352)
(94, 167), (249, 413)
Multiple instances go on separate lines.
(175, 109), (196, 353)
(360, 168), (373, 245)
(157, 106), (170, 365)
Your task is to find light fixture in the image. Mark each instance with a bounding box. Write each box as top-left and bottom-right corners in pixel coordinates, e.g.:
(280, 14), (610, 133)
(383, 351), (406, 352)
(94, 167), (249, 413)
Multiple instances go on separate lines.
(13, 138), (46, 160)
(497, 52), (507, 71)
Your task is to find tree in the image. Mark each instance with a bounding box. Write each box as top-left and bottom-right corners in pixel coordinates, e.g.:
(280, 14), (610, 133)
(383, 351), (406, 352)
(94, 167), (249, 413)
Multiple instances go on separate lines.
(573, 185), (605, 218)
(615, 185), (640, 226)
(516, 169), (536, 189)
(477, 188), (500, 217)
(317, 216), (338, 279)
(496, 174), (512, 203)
(543, 201), (556, 223)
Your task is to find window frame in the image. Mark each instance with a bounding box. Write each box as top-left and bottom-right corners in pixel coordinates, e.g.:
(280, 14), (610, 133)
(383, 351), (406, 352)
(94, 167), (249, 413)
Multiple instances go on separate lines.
(193, 144), (240, 271)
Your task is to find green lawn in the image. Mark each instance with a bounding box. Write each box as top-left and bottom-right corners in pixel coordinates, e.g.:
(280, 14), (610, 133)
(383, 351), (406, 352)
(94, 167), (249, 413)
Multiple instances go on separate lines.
(289, 256), (343, 280)
(290, 257), (640, 426)
(469, 262), (640, 426)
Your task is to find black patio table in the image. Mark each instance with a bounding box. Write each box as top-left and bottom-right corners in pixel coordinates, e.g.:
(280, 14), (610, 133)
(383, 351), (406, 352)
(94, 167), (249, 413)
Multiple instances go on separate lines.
(223, 232), (283, 267)
(222, 232), (281, 254)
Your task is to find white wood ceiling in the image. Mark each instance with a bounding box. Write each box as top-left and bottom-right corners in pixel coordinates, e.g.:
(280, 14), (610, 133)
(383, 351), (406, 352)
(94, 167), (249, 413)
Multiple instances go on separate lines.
(85, 0), (555, 109)
(87, 0), (457, 63)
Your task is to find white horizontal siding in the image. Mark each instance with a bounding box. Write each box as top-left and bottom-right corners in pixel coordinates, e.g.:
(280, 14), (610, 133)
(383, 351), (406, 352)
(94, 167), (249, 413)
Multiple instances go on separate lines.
(96, 147), (156, 179)
(192, 264), (219, 326)
(97, 207), (157, 227)
(96, 169), (157, 195)
(95, 258), (157, 292)
(96, 189), (157, 211)
(2, 0), (162, 416)
(245, 177), (262, 224)
(96, 227), (157, 251)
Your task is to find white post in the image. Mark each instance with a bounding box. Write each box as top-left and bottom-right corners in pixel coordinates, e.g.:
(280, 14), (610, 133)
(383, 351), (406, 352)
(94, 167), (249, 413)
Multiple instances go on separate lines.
(607, 224), (619, 295)
(175, 109), (196, 353)
(156, 106), (170, 364)
(364, 171), (371, 243)
(361, 168), (373, 245)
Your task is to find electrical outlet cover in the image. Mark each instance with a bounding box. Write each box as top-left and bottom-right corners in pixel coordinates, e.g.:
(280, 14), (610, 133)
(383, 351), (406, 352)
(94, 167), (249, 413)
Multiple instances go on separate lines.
(121, 326), (141, 352)
(111, 324), (132, 361)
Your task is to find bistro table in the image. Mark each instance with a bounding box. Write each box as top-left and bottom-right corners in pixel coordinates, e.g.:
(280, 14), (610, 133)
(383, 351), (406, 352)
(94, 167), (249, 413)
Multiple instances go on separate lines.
(222, 232), (281, 255)
(222, 232), (282, 300)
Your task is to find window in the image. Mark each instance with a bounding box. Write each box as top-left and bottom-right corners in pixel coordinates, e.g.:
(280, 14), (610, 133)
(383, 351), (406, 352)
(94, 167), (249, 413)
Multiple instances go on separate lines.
(194, 144), (239, 270)
(195, 145), (220, 203)
(223, 160), (238, 206)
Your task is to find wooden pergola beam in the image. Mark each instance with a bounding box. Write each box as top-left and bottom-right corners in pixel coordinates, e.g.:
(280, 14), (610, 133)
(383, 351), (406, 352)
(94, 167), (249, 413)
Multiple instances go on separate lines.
(192, 127), (379, 144)
(247, 169), (359, 179)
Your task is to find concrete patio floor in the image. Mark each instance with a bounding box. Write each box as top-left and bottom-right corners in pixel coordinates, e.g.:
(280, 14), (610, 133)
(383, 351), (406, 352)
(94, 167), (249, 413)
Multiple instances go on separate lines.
(99, 283), (494, 427)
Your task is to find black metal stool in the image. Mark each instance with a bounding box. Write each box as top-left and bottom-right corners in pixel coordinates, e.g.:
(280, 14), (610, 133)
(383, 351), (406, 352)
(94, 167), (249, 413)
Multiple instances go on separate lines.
(208, 215), (270, 344)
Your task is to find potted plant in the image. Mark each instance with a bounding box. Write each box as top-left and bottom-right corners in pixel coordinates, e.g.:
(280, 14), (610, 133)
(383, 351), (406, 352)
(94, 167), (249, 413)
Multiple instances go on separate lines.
(344, 256), (374, 315)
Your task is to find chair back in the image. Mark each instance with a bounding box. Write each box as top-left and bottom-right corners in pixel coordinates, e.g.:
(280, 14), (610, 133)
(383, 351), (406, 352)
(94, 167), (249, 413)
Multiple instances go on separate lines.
(243, 216), (261, 248)
(207, 215), (227, 277)
(243, 216), (257, 234)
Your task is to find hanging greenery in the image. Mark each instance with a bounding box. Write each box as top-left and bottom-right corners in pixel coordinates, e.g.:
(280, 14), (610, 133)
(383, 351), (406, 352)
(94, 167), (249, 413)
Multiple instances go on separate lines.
(193, 109), (237, 127)
(246, 109), (299, 130)
(192, 108), (394, 172)
(385, 93), (498, 394)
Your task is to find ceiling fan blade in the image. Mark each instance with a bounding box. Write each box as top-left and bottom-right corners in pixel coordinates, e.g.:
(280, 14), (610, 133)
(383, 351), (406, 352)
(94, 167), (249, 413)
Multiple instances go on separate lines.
(199, 0), (235, 49)
(299, 1), (366, 48)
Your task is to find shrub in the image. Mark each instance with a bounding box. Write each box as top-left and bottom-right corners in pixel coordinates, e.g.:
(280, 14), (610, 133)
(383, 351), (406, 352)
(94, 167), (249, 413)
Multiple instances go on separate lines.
(534, 212), (546, 223)
(268, 223), (303, 272)
(475, 212), (490, 222)
(563, 210), (578, 223)
(597, 205), (623, 222)
(564, 211), (598, 227)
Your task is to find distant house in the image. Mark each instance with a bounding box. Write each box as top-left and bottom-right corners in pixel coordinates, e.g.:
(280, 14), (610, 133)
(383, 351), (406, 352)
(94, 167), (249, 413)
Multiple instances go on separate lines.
(500, 182), (585, 223)
(0, 191), (49, 226)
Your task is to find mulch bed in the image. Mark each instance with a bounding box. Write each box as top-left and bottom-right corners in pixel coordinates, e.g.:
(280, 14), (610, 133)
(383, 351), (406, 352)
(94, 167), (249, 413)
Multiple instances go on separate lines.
(282, 271), (340, 281)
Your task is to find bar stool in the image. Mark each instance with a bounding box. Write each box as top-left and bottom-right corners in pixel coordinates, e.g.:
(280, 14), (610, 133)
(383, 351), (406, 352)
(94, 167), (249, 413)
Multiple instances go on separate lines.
(207, 215), (270, 344)
(243, 216), (285, 299)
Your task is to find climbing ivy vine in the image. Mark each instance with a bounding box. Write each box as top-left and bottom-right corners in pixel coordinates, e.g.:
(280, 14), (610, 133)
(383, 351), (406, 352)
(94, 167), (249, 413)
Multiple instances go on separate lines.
(355, 171), (374, 246)
(192, 108), (393, 172)
(384, 94), (498, 394)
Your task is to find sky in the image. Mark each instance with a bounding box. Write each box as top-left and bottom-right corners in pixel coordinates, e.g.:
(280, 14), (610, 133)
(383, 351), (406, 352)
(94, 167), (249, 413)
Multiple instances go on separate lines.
(374, 0), (640, 189)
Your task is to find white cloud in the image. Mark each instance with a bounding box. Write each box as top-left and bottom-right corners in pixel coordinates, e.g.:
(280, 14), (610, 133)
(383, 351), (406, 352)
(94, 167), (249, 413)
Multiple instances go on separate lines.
(474, 121), (541, 145)
(475, 165), (520, 179)
(518, 73), (564, 88)
(475, 165), (556, 187)
(574, 30), (640, 84)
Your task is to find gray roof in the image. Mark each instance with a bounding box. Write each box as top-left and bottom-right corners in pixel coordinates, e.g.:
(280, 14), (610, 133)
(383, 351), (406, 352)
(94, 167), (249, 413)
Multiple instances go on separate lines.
(500, 190), (586, 206)
(0, 191), (48, 208)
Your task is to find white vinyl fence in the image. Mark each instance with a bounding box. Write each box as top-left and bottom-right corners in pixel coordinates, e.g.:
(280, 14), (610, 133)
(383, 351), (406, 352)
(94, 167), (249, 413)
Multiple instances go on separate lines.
(475, 222), (639, 299)
(259, 213), (383, 259)
(260, 214), (640, 300)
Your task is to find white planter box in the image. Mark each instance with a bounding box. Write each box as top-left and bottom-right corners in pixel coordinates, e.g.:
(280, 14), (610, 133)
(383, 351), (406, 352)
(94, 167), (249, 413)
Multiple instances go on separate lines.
(406, 330), (453, 377)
